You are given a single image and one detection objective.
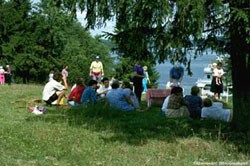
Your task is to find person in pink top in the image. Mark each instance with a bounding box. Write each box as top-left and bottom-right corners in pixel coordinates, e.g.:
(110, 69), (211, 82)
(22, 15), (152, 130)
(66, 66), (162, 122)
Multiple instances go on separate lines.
(61, 66), (69, 78)
(0, 66), (5, 84)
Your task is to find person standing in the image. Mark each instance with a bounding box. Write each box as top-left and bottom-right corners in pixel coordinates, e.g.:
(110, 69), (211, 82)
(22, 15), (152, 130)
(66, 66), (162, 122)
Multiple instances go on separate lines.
(89, 56), (104, 83)
(49, 71), (54, 82)
(210, 62), (224, 99)
(142, 66), (150, 92)
(169, 64), (184, 87)
(0, 66), (5, 84)
(61, 66), (69, 78)
(133, 61), (144, 102)
(5, 65), (12, 85)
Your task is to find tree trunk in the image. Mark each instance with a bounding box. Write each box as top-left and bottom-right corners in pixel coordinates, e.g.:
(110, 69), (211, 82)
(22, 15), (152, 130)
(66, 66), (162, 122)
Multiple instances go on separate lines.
(230, 1), (250, 132)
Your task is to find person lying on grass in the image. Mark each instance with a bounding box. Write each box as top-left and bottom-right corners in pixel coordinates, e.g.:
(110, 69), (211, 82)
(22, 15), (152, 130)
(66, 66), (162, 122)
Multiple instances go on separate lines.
(42, 72), (68, 106)
(201, 97), (233, 122)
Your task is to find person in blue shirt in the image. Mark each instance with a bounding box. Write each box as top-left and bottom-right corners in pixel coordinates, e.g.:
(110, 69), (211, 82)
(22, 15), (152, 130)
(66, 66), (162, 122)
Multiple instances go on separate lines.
(169, 64), (184, 87)
(106, 80), (141, 112)
(184, 86), (203, 119)
(122, 80), (140, 109)
(80, 80), (98, 105)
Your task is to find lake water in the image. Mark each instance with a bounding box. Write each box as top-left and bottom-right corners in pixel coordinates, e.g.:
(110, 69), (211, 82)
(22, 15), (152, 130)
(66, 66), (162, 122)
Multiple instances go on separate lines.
(156, 52), (217, 95)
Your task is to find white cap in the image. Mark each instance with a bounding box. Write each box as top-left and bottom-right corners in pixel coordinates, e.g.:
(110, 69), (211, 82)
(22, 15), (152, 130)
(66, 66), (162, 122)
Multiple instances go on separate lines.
(96, 56), (100, 59)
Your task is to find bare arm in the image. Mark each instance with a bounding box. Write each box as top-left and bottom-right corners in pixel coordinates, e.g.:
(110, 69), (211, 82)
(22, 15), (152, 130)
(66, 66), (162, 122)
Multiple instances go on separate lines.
(62, 77), (68, 90)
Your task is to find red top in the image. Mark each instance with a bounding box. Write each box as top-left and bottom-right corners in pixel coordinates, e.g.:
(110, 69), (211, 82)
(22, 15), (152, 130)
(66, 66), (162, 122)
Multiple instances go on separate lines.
(68, 86), (85, 103)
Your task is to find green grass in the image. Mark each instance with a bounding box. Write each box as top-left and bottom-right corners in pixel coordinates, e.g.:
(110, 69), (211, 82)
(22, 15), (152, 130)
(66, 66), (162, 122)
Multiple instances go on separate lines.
(0, 84), (249, 165)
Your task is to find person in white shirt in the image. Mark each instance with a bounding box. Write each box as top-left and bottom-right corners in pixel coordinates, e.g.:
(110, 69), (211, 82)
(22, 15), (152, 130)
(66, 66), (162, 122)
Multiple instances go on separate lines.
(49, 71), (54, 82)
(42, 72), (68, 106)
(161, 95), (170, 115)
(97, 77), (111, 98)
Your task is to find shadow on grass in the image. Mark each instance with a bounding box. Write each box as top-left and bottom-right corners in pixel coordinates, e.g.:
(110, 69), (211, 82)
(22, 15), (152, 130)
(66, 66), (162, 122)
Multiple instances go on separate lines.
(26, 102), (250, 154)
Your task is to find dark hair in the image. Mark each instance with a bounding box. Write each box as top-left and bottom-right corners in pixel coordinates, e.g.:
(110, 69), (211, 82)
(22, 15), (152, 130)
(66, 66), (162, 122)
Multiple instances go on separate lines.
(88, 80), (98, 86)
(53, 72), (62, 82)
(101, 77), (109, 83)
(203, 98), (213, 107)
(111, 80), (120, 89)
(171, 86), (183, 94)
(191, 86), (200, 96)
(217, 62), (222, 67)
(76, 78), (84, 86)
(122, 81), (132, 90)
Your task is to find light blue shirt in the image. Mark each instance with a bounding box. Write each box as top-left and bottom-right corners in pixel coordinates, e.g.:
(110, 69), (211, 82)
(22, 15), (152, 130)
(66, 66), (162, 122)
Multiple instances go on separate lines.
(123, 88), (139, 108)
(201, 102), (231, 122)
(106, 88), (135, 111)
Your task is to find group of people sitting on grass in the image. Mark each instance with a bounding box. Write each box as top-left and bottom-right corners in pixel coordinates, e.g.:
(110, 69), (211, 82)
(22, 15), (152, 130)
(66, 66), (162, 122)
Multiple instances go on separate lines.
(42, 69), (232, 122)
(42, 71), (143, 112)
(161, 85), (233, 122)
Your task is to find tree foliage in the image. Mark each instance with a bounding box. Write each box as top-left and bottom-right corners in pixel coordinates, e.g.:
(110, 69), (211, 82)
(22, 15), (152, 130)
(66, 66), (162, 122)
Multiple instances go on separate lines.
(58, 0), (249, 131)
(0, 0), (113, 84)
(1, 0), (250, 131)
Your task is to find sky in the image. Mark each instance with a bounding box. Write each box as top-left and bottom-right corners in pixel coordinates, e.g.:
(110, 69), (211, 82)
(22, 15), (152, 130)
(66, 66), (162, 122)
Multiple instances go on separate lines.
(76, 11), (115, 36)
(31, 0), (115, 36)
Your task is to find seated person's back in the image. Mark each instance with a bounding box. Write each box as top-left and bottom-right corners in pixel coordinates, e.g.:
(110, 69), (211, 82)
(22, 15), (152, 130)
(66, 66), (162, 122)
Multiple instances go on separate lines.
(165, 86), (189, 118)
(80, 80), (98, 105)
(167, 87), (186, 109)
(184, 86), (202, 119)
(68, 78), (85, 106)
(106, 81), (136, 111)
(122, 81), (140, 109)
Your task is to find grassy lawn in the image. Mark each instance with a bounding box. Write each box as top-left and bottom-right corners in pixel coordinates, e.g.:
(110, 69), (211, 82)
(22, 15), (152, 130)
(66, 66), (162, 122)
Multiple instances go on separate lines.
(0, 84), (249, 165)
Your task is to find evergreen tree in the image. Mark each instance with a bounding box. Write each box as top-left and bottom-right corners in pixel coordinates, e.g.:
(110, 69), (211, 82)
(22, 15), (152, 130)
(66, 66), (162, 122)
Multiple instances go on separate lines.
(59, 0), (249, 131)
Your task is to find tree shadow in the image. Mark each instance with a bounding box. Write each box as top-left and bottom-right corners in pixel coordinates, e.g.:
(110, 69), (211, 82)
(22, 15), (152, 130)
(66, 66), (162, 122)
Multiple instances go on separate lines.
(25, 103), (250, 154)
(79, 105), (250, 154)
